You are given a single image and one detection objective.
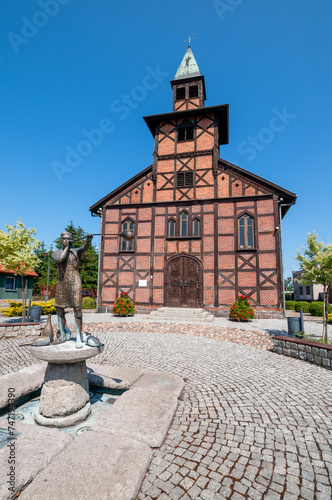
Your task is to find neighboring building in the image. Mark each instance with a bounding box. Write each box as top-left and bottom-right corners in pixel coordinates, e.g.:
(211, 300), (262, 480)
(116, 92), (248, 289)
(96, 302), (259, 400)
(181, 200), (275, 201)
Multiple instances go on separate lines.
(90, 45), (297, 313)
(0, 266), (38, 300)
(293, 270), (324, 302)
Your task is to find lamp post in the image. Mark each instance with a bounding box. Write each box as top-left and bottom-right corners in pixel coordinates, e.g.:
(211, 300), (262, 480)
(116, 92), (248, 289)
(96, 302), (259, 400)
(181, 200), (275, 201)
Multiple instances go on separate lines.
(42, 252), (50, 301)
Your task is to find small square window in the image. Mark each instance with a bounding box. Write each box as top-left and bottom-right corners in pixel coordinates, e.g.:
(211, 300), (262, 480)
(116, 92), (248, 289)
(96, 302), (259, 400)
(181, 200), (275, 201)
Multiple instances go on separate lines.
(178, 124), (194, 142)
(189, 85), (198, 98)
(176, 87), (186, 100)
(5, 276), (15, 291)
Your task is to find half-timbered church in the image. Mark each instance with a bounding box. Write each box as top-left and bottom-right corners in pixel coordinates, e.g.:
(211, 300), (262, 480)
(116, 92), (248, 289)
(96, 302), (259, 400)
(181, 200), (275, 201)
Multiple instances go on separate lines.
(90, 44), (296, 314)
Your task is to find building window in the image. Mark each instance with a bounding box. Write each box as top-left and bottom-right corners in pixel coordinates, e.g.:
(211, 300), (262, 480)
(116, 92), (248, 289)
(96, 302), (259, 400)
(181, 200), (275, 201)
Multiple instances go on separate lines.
(189, 85), (198, 98)
(176, 87), (186, 100)
(121, 219), (134, 251)
(180, 212), (188, 237)
(5, 276), (16, 291)
(177, 171), (194, 188)
(178, 121), (194, 142)
(169, 219), (176, 238)
(306, 286), (311, 295)
(238, 214), (254, 249)
(299, 286), (304, 296)
(193, 218), (200, 237)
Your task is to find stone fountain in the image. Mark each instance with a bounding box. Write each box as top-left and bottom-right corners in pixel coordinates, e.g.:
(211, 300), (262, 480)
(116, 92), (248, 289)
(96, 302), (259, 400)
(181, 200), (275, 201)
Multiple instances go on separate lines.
(30, 230), (103, 428)
(31, 342), (103, 427)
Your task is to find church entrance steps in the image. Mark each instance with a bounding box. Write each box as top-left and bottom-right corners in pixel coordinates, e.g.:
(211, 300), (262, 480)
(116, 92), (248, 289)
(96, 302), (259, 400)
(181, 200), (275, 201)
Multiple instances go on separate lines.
(149, 307), (215, 323)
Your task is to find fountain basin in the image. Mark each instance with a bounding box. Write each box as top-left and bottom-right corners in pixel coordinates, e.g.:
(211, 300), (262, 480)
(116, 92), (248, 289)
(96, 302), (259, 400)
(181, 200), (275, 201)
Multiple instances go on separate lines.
(31, 341), (103, 427)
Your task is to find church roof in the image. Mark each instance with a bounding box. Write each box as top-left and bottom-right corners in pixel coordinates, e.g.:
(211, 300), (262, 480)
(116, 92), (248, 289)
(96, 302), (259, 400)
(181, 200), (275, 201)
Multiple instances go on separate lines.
(174, 47), (201, 80)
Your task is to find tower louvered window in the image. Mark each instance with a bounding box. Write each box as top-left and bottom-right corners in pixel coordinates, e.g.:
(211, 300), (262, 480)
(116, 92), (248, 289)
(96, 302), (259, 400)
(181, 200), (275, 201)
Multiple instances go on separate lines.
(176, 171), (193, 188)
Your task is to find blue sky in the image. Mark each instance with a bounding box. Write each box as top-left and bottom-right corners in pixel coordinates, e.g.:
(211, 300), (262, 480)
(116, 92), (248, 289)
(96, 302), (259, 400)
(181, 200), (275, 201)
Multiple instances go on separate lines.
(0, 0), (331, 279)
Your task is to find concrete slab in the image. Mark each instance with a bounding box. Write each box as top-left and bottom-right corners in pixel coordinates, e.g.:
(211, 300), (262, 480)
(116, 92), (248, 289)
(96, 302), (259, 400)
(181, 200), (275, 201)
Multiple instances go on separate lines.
(0, 364), (46, 410)
(92, 389), (179, 447)
(0, 419), (73, 500)
(20, 431), (152, 500)
(87, 363), (144, 390)
(131, 370), (184, 397)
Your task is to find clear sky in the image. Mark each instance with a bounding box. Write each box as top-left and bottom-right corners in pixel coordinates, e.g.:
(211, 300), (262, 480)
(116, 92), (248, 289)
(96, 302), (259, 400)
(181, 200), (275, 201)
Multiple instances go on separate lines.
(1, 0), (331, 279)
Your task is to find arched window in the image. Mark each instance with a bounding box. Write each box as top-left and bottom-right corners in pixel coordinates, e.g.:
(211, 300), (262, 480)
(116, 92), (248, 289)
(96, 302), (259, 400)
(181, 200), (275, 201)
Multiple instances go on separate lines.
(168, 219), (176, 238)
(193, 217), (200, 237)
(238, 214), (254, 249)
(180, 212), (188, 237)
(121, 219), (134, 251)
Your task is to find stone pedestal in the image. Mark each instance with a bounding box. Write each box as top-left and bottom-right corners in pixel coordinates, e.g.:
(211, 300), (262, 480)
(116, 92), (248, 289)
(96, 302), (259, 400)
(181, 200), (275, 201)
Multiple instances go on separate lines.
(31, 341), (103, 428)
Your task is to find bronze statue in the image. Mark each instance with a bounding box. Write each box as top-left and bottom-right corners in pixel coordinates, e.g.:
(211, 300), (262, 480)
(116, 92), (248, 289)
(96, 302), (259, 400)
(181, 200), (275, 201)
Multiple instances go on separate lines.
(52, 231), (93, 348)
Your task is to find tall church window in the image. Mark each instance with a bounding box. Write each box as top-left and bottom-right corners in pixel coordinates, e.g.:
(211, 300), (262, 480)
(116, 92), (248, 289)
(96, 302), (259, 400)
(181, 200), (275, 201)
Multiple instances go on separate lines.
(178, 120), (194, 142)
(176, 87), (186, 100)
(168, 219), (176, 238)
(238, 214), (254, 249)
(121, 218), (134, 251)
(180, 212), (188, 237)
(193, 218), (200, 237)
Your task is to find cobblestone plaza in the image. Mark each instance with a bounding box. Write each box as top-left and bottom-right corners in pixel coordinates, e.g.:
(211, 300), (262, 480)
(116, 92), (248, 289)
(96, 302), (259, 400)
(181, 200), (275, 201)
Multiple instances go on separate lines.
(1, 320), (332, 499)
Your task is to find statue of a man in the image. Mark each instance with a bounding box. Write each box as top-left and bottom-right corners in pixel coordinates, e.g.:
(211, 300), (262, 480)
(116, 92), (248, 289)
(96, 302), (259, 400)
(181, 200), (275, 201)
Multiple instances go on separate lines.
(52, 231), (93, 348)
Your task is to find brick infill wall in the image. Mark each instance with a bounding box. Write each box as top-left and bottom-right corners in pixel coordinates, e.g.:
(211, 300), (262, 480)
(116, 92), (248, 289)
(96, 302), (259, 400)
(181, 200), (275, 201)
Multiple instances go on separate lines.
(272, 335), (332, 370)
(0, 322), (42, 339)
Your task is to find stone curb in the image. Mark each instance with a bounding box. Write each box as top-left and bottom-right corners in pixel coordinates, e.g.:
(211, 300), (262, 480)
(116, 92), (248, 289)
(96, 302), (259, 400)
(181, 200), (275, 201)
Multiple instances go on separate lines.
(19, 432), (152, 500)
(87, 363), (144, 390)
(0, 364), (46, 410)
(0, 420), (73, 500)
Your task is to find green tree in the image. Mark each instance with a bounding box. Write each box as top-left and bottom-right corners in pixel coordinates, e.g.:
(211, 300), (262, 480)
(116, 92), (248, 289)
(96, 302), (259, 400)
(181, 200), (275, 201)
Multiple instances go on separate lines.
(33, 241), (58, 295)
(0, 219), (40, 322)
(54, 222), (98, 291)
(284, 277), (294, 291)
(295, 232), (332, 343)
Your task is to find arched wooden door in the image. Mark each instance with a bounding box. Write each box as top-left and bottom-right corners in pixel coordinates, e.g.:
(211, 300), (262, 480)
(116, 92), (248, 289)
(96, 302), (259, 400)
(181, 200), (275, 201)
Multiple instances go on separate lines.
(164, 254), (203, 308)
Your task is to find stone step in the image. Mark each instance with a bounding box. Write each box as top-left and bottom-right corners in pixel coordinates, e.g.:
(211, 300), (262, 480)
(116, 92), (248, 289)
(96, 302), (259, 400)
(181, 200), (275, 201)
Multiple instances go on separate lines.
(149, 307), (214, 322)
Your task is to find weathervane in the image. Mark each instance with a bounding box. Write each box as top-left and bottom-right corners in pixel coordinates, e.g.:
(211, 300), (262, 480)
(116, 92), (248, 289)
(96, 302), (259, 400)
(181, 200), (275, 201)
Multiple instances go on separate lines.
(185, 36), (195, 48)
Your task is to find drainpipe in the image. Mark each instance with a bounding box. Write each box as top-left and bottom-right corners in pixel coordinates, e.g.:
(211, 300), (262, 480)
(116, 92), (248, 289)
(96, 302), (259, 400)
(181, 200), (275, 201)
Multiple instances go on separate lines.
(92, 209), (103, 312)
(278, 199), (296, 318)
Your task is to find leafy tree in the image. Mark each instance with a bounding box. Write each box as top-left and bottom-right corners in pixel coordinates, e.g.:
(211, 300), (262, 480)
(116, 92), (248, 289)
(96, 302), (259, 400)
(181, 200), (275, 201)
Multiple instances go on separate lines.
(295, 232), (332, 343)
(0, 219), (40, 322)
(33, 241), (58, 295)
(54, 222), (98, 291)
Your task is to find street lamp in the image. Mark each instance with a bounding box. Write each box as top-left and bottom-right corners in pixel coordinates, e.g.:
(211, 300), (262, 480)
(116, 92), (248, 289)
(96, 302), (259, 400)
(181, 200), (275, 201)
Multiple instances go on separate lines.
(42, 252), (51, 301)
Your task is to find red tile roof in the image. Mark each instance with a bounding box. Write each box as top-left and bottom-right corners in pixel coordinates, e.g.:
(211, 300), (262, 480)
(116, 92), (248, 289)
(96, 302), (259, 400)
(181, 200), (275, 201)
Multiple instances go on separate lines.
(0, 264), (38, 277)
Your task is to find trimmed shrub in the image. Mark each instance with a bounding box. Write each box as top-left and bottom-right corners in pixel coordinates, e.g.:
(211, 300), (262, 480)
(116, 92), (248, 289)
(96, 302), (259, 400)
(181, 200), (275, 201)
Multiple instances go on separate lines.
(82, 297), (96, 309)
(112, 292), (135, 316)
(295, 301), (310, 313)
(309, 301), (332, 317)
(0, 299), (56, 317)
(328, 314), (332, 325)
(285, 301), (296, 310)
(229, 295), (255, 322)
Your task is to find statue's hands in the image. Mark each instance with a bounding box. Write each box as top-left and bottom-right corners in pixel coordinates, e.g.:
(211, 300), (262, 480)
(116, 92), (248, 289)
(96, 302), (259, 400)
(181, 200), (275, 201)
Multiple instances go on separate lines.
(87, 234), (93, 242)
(64, 239), (71, 248)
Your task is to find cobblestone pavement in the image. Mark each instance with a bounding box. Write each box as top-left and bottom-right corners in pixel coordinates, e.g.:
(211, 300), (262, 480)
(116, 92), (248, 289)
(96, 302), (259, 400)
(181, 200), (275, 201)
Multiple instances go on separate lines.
(1, 322), (332, 499)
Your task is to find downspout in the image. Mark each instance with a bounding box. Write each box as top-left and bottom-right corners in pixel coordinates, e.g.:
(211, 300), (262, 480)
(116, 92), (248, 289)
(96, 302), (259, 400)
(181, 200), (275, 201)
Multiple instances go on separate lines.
(278, 199), (296, 318)
(92, 209), (103, 312)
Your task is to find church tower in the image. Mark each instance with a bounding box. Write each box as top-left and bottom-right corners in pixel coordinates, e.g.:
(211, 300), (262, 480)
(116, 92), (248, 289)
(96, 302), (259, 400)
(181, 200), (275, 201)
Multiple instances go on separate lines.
(144, 42), (229, 204)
